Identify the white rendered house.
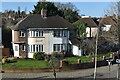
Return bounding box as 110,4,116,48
11,12,75,58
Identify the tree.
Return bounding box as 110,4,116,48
55,2,79,23
32,2,63,16
31,2,80,23
73,22,87,38
105,2,120,17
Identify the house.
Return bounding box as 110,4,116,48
98,15,118,52
11,9,75,58
99,15,117,32
76,16,98,37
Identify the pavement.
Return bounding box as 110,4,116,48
1,64,120,80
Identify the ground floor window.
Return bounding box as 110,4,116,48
29,45,43,52
53,44,64,52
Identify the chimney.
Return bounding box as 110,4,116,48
41,8,47,18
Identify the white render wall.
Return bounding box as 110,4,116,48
102,25,111,31
86,27,98,37
72,45,82,56
28,30,69,58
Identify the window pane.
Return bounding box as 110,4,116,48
33,45,35,52
15,46,18,51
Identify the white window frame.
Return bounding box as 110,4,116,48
20,30,25,37
53,44,64,52
15,46,18,51
29,31,43,37
54,30,66,37
29,44,43,52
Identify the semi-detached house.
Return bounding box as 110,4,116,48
11,9,76,58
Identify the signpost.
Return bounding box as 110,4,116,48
116,59,120,80
106,58,113,79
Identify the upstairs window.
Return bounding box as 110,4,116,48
54,30,66,37
20,30,25,37
29,31,43,37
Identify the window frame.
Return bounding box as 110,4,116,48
19,30,25,37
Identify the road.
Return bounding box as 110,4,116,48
1,64,120,80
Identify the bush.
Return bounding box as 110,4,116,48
51,51,57,57
2,58,8,64
33,52,46,60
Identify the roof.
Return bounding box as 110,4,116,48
74,17,98,27
99,16,116,26
11,14,75,30
70,38,81,46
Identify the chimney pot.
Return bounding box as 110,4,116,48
41,8,47,18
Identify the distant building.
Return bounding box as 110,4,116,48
76,16,98,38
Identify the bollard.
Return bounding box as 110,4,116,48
92,58,95,62
102,56,106,60
78,59,81,64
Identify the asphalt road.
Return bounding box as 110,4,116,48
1,64,120,80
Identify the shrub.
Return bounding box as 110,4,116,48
33,52,46,60
2,58,8,64
51,51,57,57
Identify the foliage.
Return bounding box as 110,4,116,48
2,58,8,64
73,22,87,38
51,51,57,57
33,52,46,60
32,2,62,16
31,2,79,23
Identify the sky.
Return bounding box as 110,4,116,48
1,2,112,17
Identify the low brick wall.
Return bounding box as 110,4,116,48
61,60,108,70
2,48,10,57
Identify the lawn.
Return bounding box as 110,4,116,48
2,59,51,68
63,52,113,64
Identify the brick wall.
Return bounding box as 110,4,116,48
14,31,26,42
2,48,10,57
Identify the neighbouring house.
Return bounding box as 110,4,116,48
99,15,117,32
76,16,98,38
11,9,76,58
98,15,118,52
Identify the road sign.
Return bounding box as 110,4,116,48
116,59,120,64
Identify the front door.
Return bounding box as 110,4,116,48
14,44,19,57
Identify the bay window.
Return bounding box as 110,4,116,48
53,44,64,52
29,45,43,52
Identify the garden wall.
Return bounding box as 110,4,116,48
2,48,10,57
61,60,108,70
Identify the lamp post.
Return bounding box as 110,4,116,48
94,21,100,80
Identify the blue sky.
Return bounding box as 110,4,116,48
1,2,111,17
